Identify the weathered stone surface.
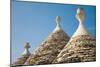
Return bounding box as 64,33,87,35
52,35,96,63
24,29,70,65
12,54,30,66
11,42,31,66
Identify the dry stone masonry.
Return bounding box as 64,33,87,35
12,42,31,66
52,35,96,63
52,8,96,64
24,16,70,65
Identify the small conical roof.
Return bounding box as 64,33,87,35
12,42,31,66
52,8,96,64
24,16,70,65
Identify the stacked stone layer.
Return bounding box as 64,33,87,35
52,35,96,63
25,29,69,65
11,54,30,66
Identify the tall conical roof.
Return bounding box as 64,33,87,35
52,8,96,64
12,42,31,66
24,16,70,65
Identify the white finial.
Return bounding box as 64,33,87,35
56,16,61,27
24,42,30,48
72,8,89,38
76,8,84,24
53,16,61,32
22,42,31,55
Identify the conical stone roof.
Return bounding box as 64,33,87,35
52,8,96,64
24,16,70,65
12,42,31,66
